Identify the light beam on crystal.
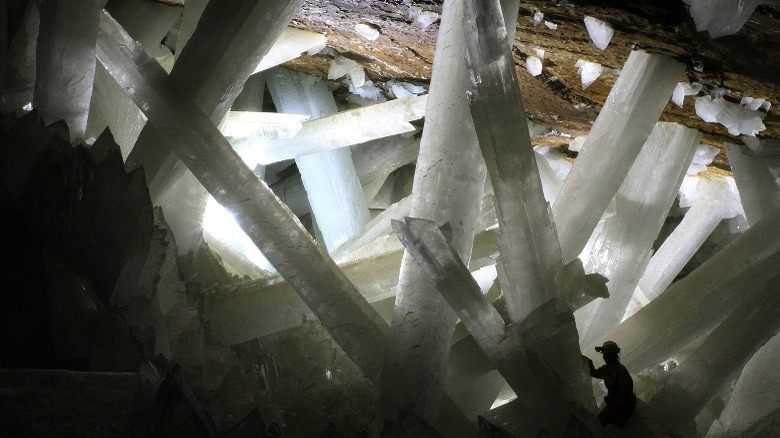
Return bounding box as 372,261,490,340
96,10,389,384
575,122,700,348
625,178,738,319
552,51,685,263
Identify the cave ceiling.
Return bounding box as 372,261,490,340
249,0,780,172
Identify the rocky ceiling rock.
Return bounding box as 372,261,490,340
265,0,780,171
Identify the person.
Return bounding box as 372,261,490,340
585,341,637,429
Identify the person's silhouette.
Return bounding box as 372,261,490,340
585,341,637,429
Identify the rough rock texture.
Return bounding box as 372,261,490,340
283,0,780,168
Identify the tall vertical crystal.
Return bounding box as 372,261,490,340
552,52,685,263
379,0,492,423
266,68,371,252
33,0,100,142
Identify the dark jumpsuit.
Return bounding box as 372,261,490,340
588,358,637,428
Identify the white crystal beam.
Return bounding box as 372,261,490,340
552,51,685,263
626,178,736,317
230,94,426,165
647,270,780,430
105,0,181,71
726,142,780,226
96,10,389,383
575,122,700,348
33,0,100,142
122,0,305,252
265,68,371,252
592,212,780,373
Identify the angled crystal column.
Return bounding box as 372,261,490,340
647,271,780,430
393,217,599,436
592,212,780,372
265,68,371,252
95,11,389,383
379,0,498,421
688,0,778,38
33,0,100,142
105,0,181,71
230,95,426,165
123,0,305,252
575,123,700,347
626,178,737,318
552,51,685,263
707,334,780,437
726,141,780,226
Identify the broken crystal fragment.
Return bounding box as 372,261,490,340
413,11,439,29
327,56,365,88
544,21,557,30
525,56,543,76
695,96,767,136
688,0,777,38
534,48,545,59
567,136,587,152
672,81,703,107
354,23,380,40
740,96,769,111
575,59,602,88
687,143,720,174
583,16,614,50
255,27,328,72
533,11,544,25
552,51,685,263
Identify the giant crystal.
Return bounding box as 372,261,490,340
95,10,390,384
575,122,700,347
378,0,497,422
463,0,594,412
552,51,685,263
124,0,305,252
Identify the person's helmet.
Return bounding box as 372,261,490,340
595,341,621,354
